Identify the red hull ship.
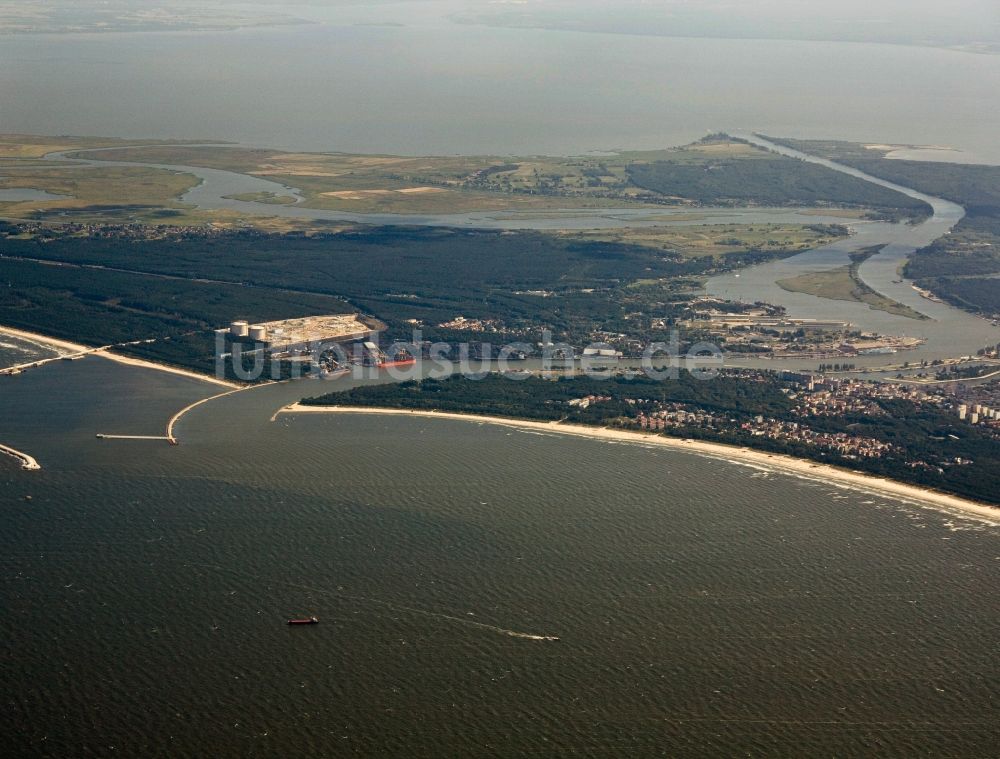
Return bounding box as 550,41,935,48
381,356,416,369
287,616,319,625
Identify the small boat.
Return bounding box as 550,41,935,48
287,616,319,625
320,366,350,380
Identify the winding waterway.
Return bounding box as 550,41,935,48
47,147,858,231
4,8,1000,752
706,135,1000,366
44,136,1000,368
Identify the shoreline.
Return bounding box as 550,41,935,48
97,352,238,389
279,403,999,524
0,324,93,355
0,324,238,388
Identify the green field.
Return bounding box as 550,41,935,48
777,247,928,320
68,134,930,219
0,164,201,223
0,133,933,227
563,222,847,259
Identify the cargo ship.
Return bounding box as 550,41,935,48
287,616,319,625
381,350,416,369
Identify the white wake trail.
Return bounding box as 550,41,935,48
186,563,560,641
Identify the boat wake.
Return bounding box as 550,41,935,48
506,632,561,641
186,562,559,641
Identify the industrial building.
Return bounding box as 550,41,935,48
688,311,852,332
228,314,378,354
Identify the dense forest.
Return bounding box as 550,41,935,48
626,156,931,220
306,372,794,421
307,373,1000,506
0,225,730,363
0,254,354,375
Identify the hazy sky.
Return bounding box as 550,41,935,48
4,0,1000,158
448,0,1000,46
12,1,1000,44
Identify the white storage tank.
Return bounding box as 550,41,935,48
230,320,249,337
249,324,268,341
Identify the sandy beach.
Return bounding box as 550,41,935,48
279,403,1000,524
0,324,238,388
97,352,238,388
0,325,93,355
